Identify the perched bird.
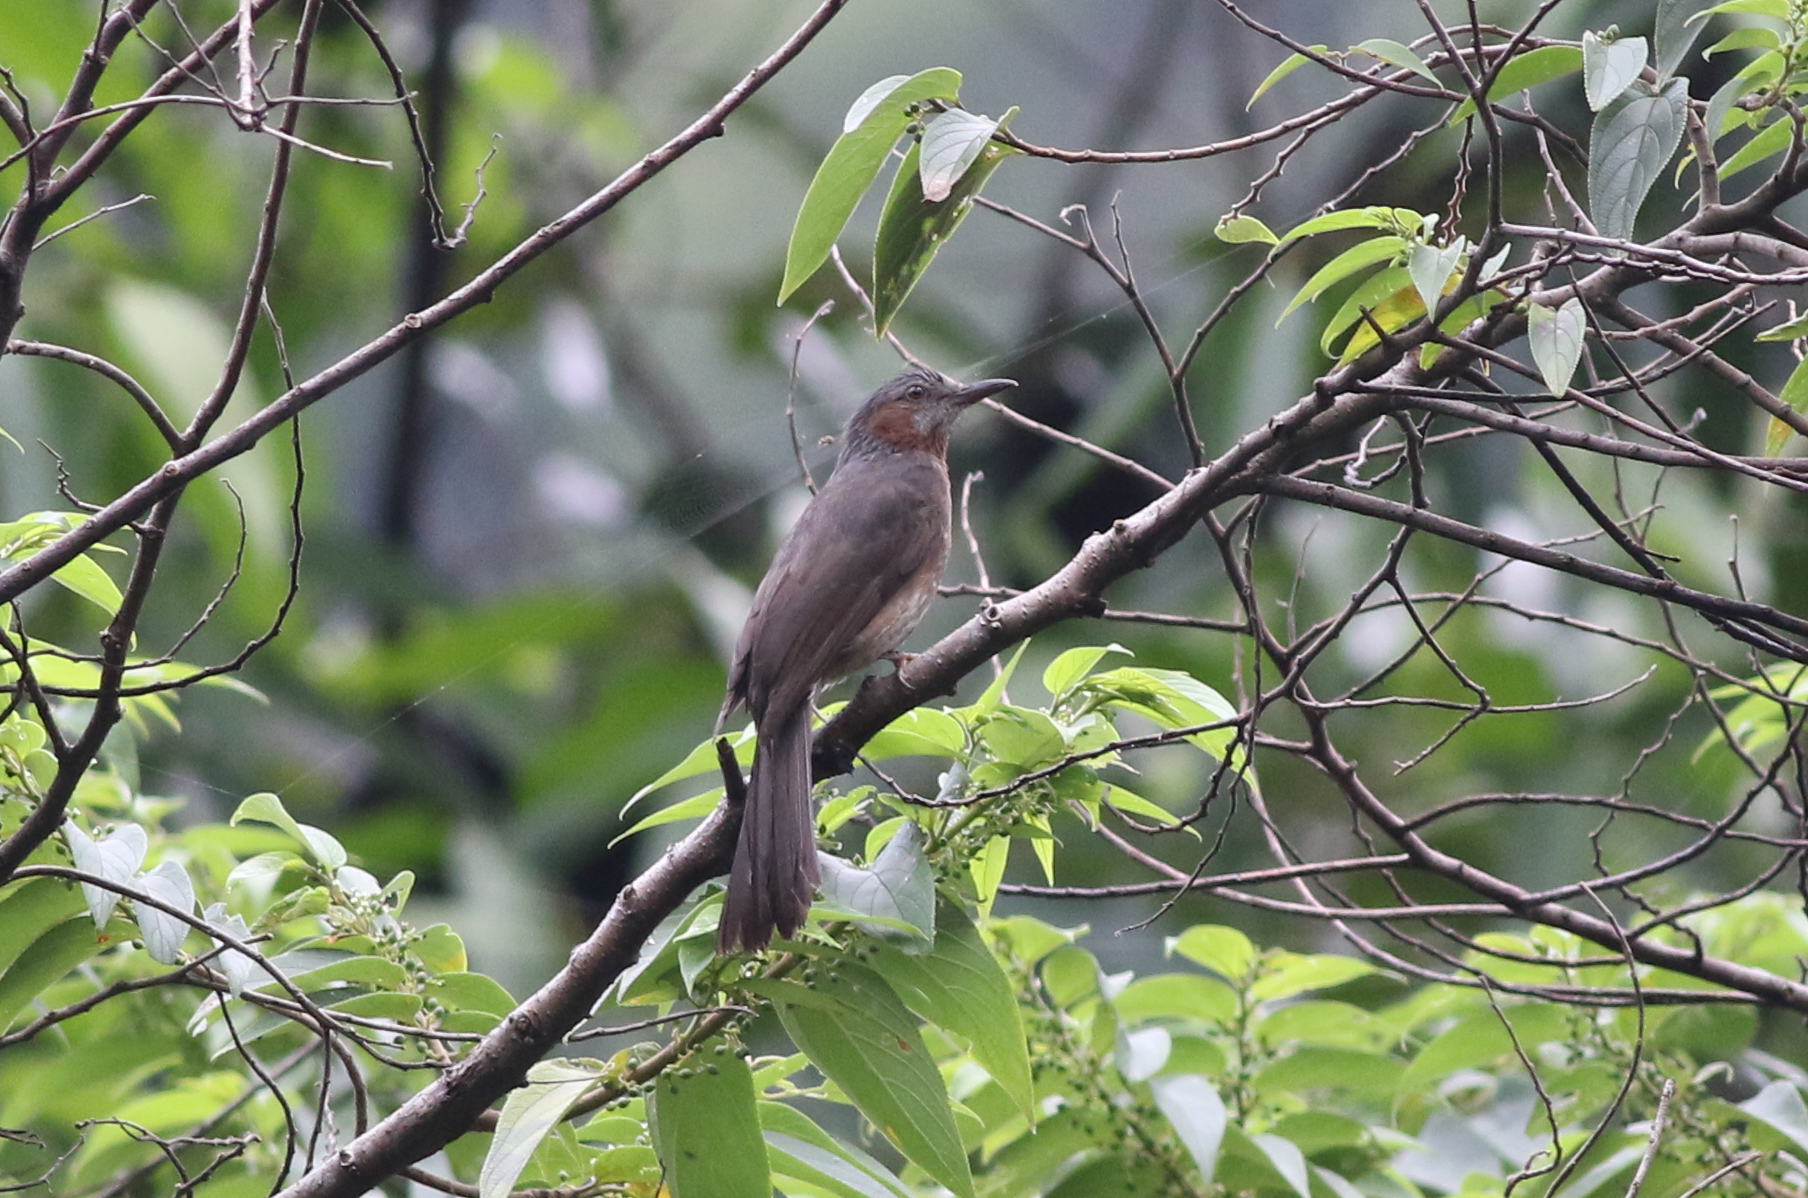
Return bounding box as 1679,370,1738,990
716,368,1015,952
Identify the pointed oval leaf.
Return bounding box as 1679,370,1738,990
1767,354,1808,455
1214,214,1278,245
1281,236,1408,320
50,553,122,615
480,1060,604,1198
650,1052,771,1198
1719,112,1794,181
1248,47,1327,109
872,114,1016,335
780,68,964,302
1583,32,1649,110
1526,297,1586,397
1355,38,1440,87
1167,924,1256,982
1588,77,1689,240
872,902,1035,1121
919,108,999,202
1451,45,1584,122
776,964,975,1198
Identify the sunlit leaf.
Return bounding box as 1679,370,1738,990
1767,355,1808,455
1213,214,1278,245
1248,47,1327,108
780,68,964,302
1451,45,1584,122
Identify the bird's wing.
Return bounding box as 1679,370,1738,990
732,453,950,718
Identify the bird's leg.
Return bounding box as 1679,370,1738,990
881,650,917,673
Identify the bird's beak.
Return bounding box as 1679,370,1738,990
951,378,1016,406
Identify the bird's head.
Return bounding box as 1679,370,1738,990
842,369,1016,460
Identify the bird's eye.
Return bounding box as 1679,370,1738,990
906,385,925,399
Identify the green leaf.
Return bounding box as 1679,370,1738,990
0,915,135,1032
49,552,122,615
1719,112,1794,181
968,641,1030,719
871,112,1017,336
1757,311,1808,342
480,1060,604,1198
1588,77,1689,240
1280,206,1429,244
1247,952,1378,1002
1081,667,1237,754
863,707,967,759
1042,643,1130,703
0,878,86,981
1704,26,1781,59
1114,972,1237,1025
1699,0,1788,16
979,706,1066,768
1526,297,1586,397
816,822,935,942
1706,50,1784,142
919,107,1000,202
1451,44,1584,122
622,729,754,816
872,902,1035,1121
1354,38,1441,88
1583,32,1649,110
610,788,722,846
1248,47,1327,108
776,963,975,1198
229,792,347,872
1167,924,1256,983
650,1052,771,1198
1150,1074,1226,1180
780,68,964,302
1214,214,1278,245
428,971,517,1016
1318,265,1414,357
969,835,1009,912
1280,236,1407,321
1655,0,1713,81
1768,354,1808,455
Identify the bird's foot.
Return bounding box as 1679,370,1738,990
881,650,918,675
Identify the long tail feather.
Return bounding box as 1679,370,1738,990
719,704,818,952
